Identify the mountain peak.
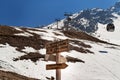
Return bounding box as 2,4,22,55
62,2,120,33
108,1,120,13
115,1,120,7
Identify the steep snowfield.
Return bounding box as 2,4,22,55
94,13,120,45
0,27,120,80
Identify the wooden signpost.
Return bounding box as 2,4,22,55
46,39,69,80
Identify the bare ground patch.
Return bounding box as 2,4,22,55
13,52,45,62
0,70,39,80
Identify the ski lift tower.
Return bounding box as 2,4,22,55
55,19,60,30
64,13,72,31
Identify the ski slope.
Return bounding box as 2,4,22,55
94,13,120,45
0,27,120,80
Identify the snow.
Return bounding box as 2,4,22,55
0,25,120,80
27,29,68,41
0,60,18,72
44,20,64,29
0,44,25,73
14,32,33,37
91,8,103,12
22,47,37,53
110,7,115,11
61,42,120,80
57,41,120,80
94,13,120,45
14,27,23,31
1,38,120,80
71,12,79,19
38,49,46,54
80,18,90,27
13,27,33,37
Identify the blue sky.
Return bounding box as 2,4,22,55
0,0,119,27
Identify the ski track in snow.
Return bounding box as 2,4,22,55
90,53,120,80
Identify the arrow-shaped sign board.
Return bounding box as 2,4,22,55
46,63,68,70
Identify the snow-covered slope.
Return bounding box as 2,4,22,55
43,20,64,29
94,13,120,45
42,1,120,46
0,25,120,80
62,42,120,80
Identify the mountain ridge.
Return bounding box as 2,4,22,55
45,1,120,33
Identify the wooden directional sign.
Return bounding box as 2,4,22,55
46,39,69,54
46,63,68,70
46,39,69,80
45,54,67,63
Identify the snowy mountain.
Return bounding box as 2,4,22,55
45,1,120,33
76,1,120,33
0,1,120,80
45,1,120,45
93,13,120,45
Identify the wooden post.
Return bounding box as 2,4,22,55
46,39,69,80
56,52,61,80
